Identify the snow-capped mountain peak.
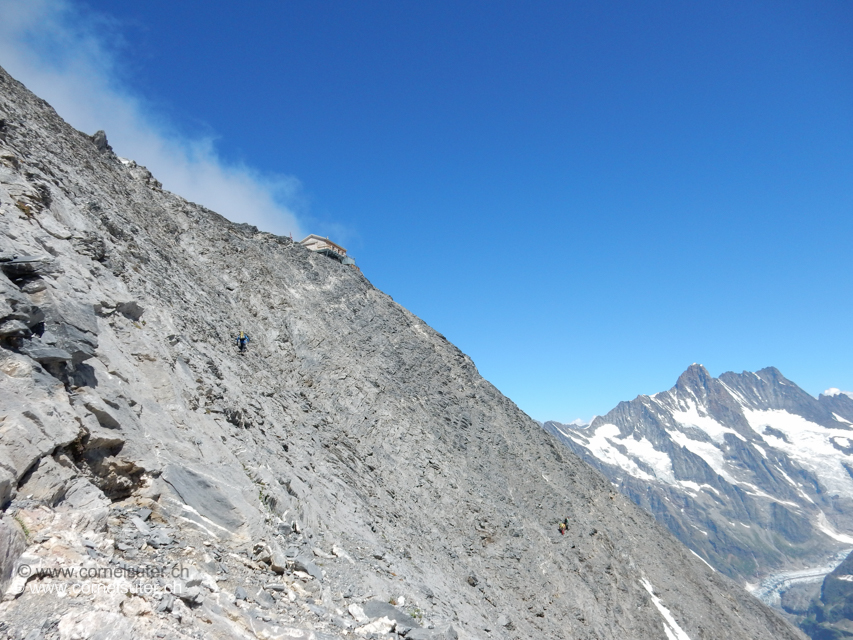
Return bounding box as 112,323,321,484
545,365,853,584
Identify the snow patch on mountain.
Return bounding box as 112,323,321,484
690,550,716,571
671,402,743,443
579,391,853,499
668,429,735,483
743,408,853,496
641,578,692,640
569,423,657,481
816,512,853,545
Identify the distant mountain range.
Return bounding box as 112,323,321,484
544,365,853,587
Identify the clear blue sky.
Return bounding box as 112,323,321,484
2,1,851,422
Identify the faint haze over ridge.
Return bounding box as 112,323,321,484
825,389,853,399
0,0,304,239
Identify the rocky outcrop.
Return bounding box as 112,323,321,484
0,65,805,639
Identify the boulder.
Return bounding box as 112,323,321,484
148,529,173,547
355,616,395,636
0,319,29,337
292,555,324,582
71,232,107,261
348,603,369,624
57,610,135,640
19,279,46,294
130,516,150,534
44,322,97,363
77,392,124,430
36,297,98,363
17,338,72,364
156,593,175,612
116,300,144,320
253,587,276,609
361,600,419,630
0,355,81,497
55,477,110,532
121,595,152,617
0,468,14,507
3,301,44,328
0,256,53,279
270,549,288,574
332,543,355,563
17,454,75,506
177,585,204,605
0,419,65,491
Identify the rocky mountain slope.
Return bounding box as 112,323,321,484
0,65,805,640
545,365,853,591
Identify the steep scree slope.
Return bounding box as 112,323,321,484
0,66,804,640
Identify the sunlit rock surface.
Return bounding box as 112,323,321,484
0,65,804,640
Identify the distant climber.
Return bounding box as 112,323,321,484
236,331,250,353
558,521,567,536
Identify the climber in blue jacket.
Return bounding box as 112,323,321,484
236,331,250,353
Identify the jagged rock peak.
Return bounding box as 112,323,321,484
90,129,111,153
674,362,715,400
547,360,853,617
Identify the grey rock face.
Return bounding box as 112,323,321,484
90,130,110,153
546,364,853,588
16,454,75,506
0,516,26,594
0,64,805,640
17,338,73,364
161,463,249,533
0,256,54,279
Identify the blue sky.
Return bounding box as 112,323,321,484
1,1,851,422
